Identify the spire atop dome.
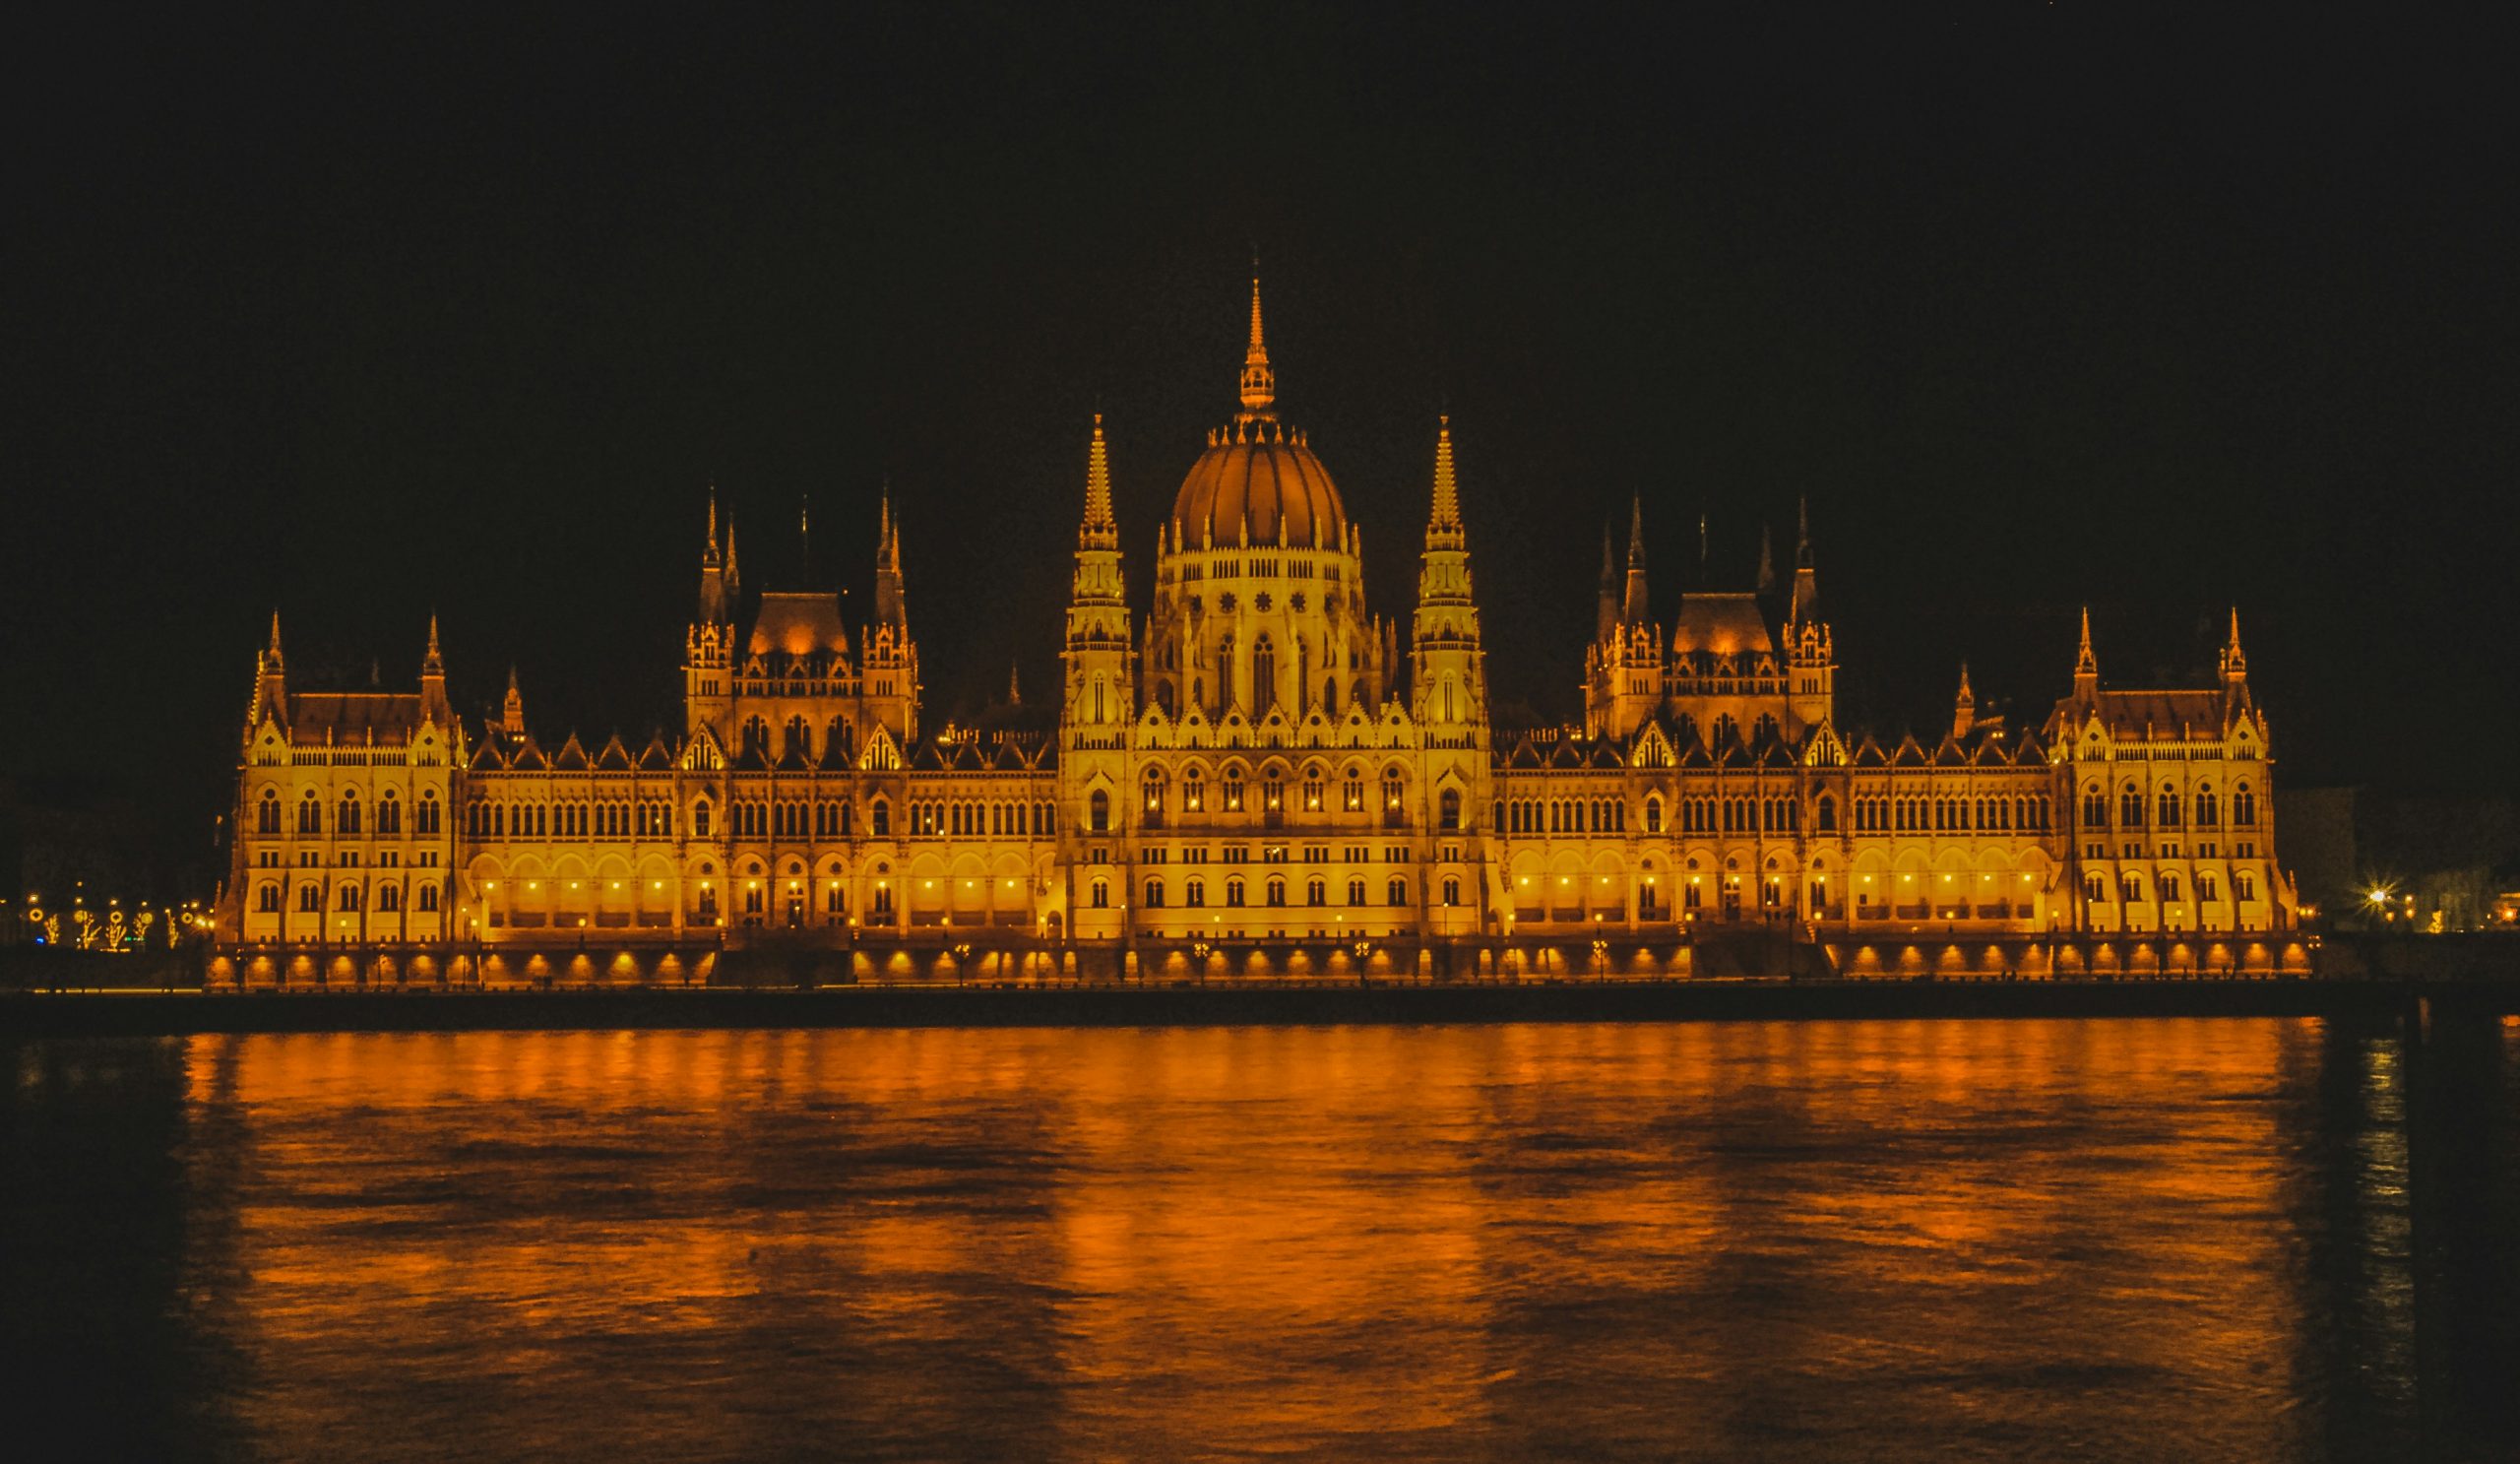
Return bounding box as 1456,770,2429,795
1237,271,1276,416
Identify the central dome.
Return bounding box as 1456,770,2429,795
1167,276,1349,550
1170,423,1348,549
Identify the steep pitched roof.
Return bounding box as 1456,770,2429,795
746,592,850,658
1668,593,1775,658
284,692,425,745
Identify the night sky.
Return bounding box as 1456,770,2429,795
12,6,2516,870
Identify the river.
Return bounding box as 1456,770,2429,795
6,1018,2516,1461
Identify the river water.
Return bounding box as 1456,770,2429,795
6,1018,2517,1462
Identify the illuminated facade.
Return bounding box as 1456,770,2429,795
218,282,2296,960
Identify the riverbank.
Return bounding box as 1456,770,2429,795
7,978,2517,1037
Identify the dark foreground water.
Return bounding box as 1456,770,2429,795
6,1020,2518,1462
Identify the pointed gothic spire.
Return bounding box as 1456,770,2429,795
1008,661,1022,707
2222,605,2247,679
1952,662,1977,739
502,667,525,737
1427,414,1461,535
1621,496,1651,626
725,520,740,586
423,613,443,672
2074,605,2100,694
1788,498,1820,626
1237,269,1277,416
704,487,722,565
267,609,284,662
1081,413,1116,541
874,487,907,627
1756,524,1776,597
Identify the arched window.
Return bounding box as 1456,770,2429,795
1144,770,1166,813
1262,770,1285,813
1381,771,1406,825
694,798,713,839
1302,767,1325,811
1439,788,1461,831
2233,783,2255,826
299,793,322,834
1644,796,1664,834
2118,784,2144,827
377,884,401,912
1386,876,1409,906
2158,787,2182,827
2161,873,2183,903
1090,879,1108,909
1266,876,1287,907
1089,789,1110,833
2195,786,2219,826
1442,876,1461,906
339,795,362,835
2082,784,2106,827
417,885,439,913
1252,634,1277,711
256,883,281,913
1343,771,1364,811
1225,876,1245,908
297,883,322,913
870,799,890,837
1185,877,1206,908
1347,877,1366,906
338,883,362,912
1145,877,1166,908
1183,769,1206,813
1306,877,1326,907
258,790,282,834
1815,796,1836,832
1223,769,1245,812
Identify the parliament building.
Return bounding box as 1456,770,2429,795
216,282,2299,979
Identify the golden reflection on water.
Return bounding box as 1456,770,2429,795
169,1021,2361,1461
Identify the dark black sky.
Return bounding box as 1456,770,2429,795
10,4,2516,865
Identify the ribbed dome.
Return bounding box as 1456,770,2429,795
1170,424,1348,549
